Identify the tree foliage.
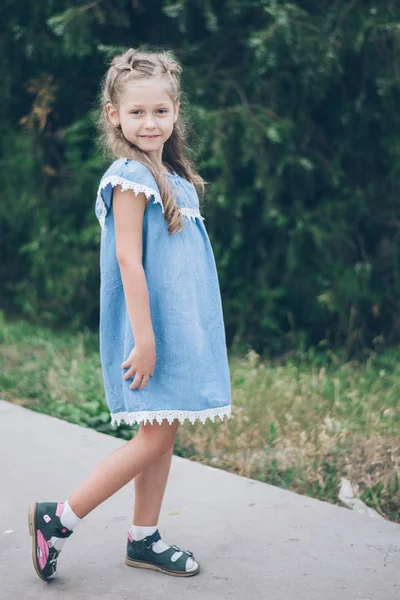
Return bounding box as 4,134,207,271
1,0,400,356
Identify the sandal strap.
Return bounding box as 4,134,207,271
141,529,161,549
171,544,193,557
153,546,193,571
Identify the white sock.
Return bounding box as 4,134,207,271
131,525,158,540
52,500,81,552
130,525,198,572
60,500,82,531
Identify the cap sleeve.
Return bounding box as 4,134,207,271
95,159,163,231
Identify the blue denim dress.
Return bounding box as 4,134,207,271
95,158,231,426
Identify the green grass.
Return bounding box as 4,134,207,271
1,311,399,522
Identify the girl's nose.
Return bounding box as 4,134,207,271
143,115,156,129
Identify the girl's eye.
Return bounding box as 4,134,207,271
130,109,167,115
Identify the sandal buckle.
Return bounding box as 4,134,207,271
143,538,155,550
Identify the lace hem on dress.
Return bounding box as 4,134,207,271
110,405,231,426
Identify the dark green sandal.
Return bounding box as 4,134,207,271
125,529,200,577
28,502,73,581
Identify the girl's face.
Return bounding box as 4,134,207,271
106,78,179,162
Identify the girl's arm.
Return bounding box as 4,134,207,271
113,185,156,388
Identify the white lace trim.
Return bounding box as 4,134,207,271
96,176,163,230
110,405,231,426
96,176,204,230
180,207,205,222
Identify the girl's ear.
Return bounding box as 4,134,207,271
173,101,180,124
106,102,120,127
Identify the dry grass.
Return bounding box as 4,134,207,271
176,350,400,521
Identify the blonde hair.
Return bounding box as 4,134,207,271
98,47,205,235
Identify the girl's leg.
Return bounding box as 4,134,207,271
127,421,199,575
68,419,179,518
133,421,179,525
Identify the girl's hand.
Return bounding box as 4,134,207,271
121,343,156,391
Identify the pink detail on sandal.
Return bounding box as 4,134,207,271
55,502,64,518
37,530,49,570
43,514,51,523
128,531,134,543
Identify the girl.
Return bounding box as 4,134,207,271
28,47,231,581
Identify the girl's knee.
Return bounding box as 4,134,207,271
136,419,179,455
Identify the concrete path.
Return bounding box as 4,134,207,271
0,400,398,600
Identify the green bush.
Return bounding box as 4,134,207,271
1,1,400,356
